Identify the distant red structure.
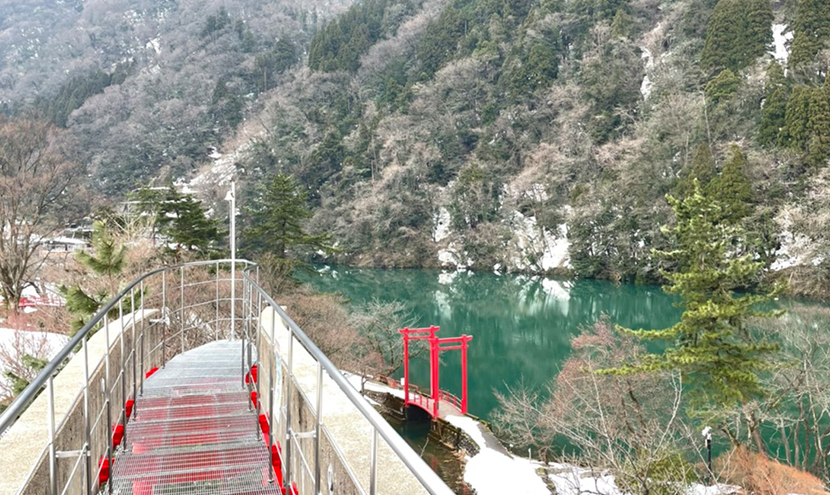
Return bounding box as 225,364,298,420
399,326,472,418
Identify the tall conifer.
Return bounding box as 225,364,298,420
603,182,780,411
707,145,755,223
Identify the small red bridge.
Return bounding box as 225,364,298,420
399,326,472,419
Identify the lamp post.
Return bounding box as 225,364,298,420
702,426,712,484
225,182,236,338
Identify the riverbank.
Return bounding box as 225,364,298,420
357,375,743,495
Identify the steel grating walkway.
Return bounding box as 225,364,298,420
109,341,281,495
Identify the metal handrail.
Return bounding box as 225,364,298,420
242,266,454,495
0,258,252,435
1,258,453,495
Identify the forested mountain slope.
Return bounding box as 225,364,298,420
0,0,352,193
231,0,830,295
4,0,830,295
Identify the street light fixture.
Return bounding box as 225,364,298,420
702,426,713,484
225,182,236,338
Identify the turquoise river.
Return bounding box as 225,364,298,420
304,266,683,422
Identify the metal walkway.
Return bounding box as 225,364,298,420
109,340,280,495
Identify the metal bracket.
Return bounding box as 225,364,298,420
55,449,88,458
291,429,317,440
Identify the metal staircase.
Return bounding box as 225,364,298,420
109,341,279,495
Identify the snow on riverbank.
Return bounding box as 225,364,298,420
445,414,551,495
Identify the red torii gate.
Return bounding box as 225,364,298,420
399,326,473,417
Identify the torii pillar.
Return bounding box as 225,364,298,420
399,327,438,408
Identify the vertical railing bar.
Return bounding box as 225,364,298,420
102,377,112,492
103,310,112,482
268,304,276,485
256,288,262,432
314,361,323,492
285,325,294,489
82,336,91,495
370,427,378,495
162,269,167,368
180,265,185,354
269,307,276,449
241,277,247,389
119,298,125,442
139,280,145,399
129,287,136,440
215,261,220,341
47,375,57,495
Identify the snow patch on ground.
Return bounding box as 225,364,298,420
770,24,792,65
506,212,571,272
641,47,654,100
438,242,472,269
145,36,161,55
433,207,451,243
771,229,811,271
548,463,740,495
446,415,550,495
0,328,69,390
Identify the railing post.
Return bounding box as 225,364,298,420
139,280,145,399
102,377,112,491
162,270,167,368
269,309,276,451
241,278,247,389
315,361,323,492
47,374,57,495
82,336,92,495
370,427,378,495
215,261,220,340
256,288,262,421
130,287,136,422
285,326,294,489
119,299,126,442
180,265,185,354
231,260,236,339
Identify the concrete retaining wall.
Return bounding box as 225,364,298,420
0,311,156,495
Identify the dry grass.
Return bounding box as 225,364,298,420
716,447,829,495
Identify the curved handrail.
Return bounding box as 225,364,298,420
242,266,454,495
0,258,254,435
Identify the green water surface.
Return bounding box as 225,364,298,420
303,266,683,421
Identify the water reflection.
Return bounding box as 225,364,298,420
304,267,682,420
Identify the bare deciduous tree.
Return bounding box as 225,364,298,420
494,318,700,495
0,119,81,312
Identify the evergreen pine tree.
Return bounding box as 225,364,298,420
758,62,789,146
603,182,780,410
60,221,128,335
677,144,717,199
806,77,830,166
610,8,632,38
707,145,755,223
243,173,332,259
705,68,741,104
158,189,220,254
781,85,813,149
789,0,830,71
701,0,772,74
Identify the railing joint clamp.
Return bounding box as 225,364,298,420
55,449,88,458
